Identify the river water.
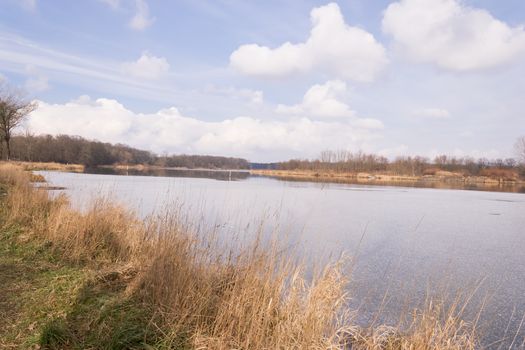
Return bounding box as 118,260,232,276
38,169,525,349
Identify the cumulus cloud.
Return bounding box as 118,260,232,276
122,52,170,79
26,96,383,161
129,0,155,30
230,3,387,81
382,0,525,71
276,80,384,129
276,80,354,118
412,108,451,119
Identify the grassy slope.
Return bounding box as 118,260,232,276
0,194,164,349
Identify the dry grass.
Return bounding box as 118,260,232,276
479,168,519,181
252,169,525,189
4,160,85,172
0,163,480,349
348,299,478,350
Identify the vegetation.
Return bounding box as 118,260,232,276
274,149,524,180
0,164,481,349
0,84,37,160
9,134,249,169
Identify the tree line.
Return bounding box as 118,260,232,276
275,147,525,180
8,134,250,169
6,134,525,177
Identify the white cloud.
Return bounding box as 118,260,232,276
230,3,387,82
0,32,184,103
100,0,154,30
276,80,354,118
129,0,155,30
412,108,451,119
122,52,170,80
276,80,384,129
382,0,525,71
26,96,384,161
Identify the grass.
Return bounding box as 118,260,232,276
4,161,85,173
0,163,480,349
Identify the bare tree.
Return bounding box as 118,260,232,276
0,86,37,160
515,136,525,164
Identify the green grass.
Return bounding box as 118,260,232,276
0,224,86,348
0,223,175,349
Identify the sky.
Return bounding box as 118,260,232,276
0,0,524,162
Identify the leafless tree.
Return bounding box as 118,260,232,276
515,136,525,164
0,85,37,160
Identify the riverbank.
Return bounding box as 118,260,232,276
0,164,478,349
251,169,525,192
5,160,248,174
6,161,85,173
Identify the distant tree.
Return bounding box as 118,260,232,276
0,85,37,160
515,136,525,164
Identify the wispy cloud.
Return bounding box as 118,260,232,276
0,32,179,102
99,0,155,30
0,31,278,115
129,0,155,30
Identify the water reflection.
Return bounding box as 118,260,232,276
82,167,525,193
255,174,525,193
85,167,250,181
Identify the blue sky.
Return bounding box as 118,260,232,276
1,0,524,162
